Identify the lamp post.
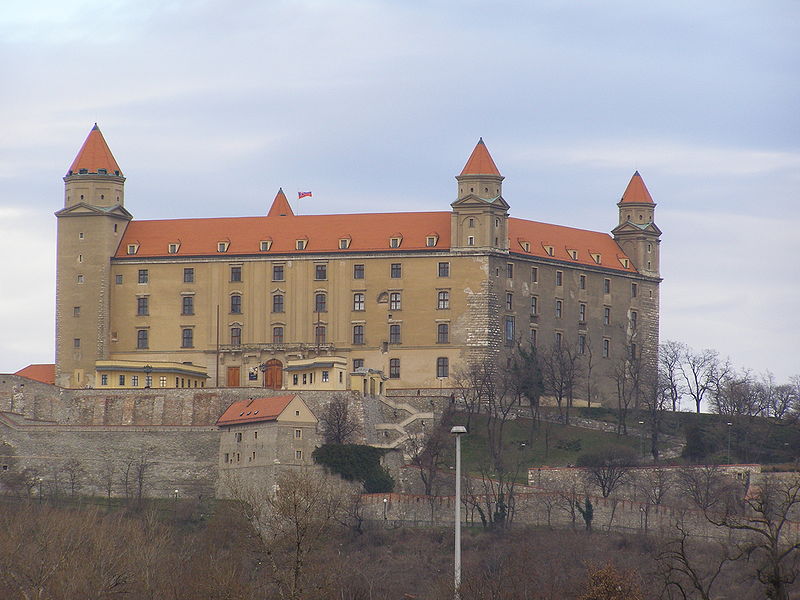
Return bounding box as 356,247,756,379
383,497,388,521
727,422,733,464
638,420,645,459
451,425,467,600
144,364,152,388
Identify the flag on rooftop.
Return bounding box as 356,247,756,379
298,191,312,199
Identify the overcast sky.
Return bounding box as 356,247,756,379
1,0,798,384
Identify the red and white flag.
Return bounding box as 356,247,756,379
298,191,312,199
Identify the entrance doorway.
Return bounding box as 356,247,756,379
264,359,283,390
226,366,240,387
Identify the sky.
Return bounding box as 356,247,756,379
0,0,798,383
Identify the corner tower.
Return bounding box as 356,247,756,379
451,139,510,251
612,171,661,278
55,125,132,388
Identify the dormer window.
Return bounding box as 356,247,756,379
389,236,402,248
568,249,578,260
127,244,139,255
168,243,180,254
260,240,272,252
79,169,88,174
591,253,602,264
544,245,554,256
620,257,630,268
217,242,229,253
426,235,438,247
519,241,530,252
296,239,307,250
339,238,351,250
98,169,107,175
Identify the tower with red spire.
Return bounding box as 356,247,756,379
55,125,132,388
450,138,510,251
611,171,661,278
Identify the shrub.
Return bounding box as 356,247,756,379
313,444,395,493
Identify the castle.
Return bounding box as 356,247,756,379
54,125,661,401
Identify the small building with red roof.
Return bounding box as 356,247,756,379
53,126,661,404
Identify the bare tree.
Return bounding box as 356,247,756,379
61,458,85,497
577,445,638,498
677,465,741,512
508,342,544,430
99,456,117,500
680,347,720,414
452,364,482,430
609,344,640,436
659,340,686,411
540,341,582,426
405,405,454,497
636,467,673,507
319,394,361,445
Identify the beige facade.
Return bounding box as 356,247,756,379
94,359,207,389
54,128,661,401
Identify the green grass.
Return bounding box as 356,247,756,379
442,412,642,483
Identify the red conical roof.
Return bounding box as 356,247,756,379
267,188,294,217
620,171,654,204
66,124,122,176
460,138,501,176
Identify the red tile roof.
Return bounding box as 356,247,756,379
14,364,55,385
460,138,501,176
217,395,296,426
67,124,123,177
267,188,294,217
619,171,654,204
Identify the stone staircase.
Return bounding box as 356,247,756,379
370,395,434,450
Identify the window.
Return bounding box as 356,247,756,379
579,274,586,290
426,236,437,247
591,253,601,264
295,429,302,439
630,343,637,360
353,264,365,279
115,274,123,285
296,240,306,250
315,325,326,345
145,375,152,388
182,328,193,348
579,334,586,355
339,238,349,249
131,375,139,387
631,283,638,298
127,244,138,255
389,358,400,378
137,329,148,349
260,240,272,251
230,294,242,314
504,316,515,345
630,310,638,329
73,338,81,349
217,242,228,253
272,265,284,281
389,237,401,248
545,245,554,256
138,269,148,284
293,374,298,385
159,376,167,388
603,278,611,294
389,292,401,310
556,271,563,286
73,306,80,317
295,450,303,460
579,303,586,322
555,332,562,347
468,218,475,228
530,328,537,345
438,262,450,277
390,263,402,278
119,375,126,386
531,267,538,283
506,292,513,311
436,357,449,378
230,327,241,346
230,266,242,282
467,236,475,246
168,243,179,254
182,296,194,315
506,264,514,279
183,268,194,283
389,324,401,344
437,323,449,343
100,374,108,386
315,264,327,280
353,359,364,370
137,297,149,316
315,293,327,313
647,243,652,252
568,249,578,260
530,296,538,316
353,293,365,311
437,291,450,310
555,300,562,318
603,307,611,325
272,294,284,313
353,325,364,345
273,326,284,343
602,339,610,358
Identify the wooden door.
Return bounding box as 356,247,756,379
226,366,240,387
265,359,283,390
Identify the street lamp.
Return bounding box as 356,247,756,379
383,497,388,520
144,364,152,388
727,422,733,464
451,425,467,600
638,421,645,459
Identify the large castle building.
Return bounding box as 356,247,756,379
55,125,661,401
